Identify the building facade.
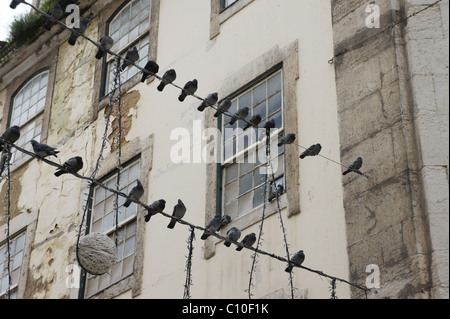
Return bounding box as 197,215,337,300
0,0,447,299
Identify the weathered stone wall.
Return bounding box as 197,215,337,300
332,0,448,298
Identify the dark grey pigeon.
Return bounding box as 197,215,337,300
263,119,276,131
30,140,59,158
54,156,83,177
10,0,23,9
214,98,232,118
224,227,241,247
179,79,198,102
268,183,284,202
44,2,64,31
157,69,177,92
123,179,144,208
236,233,256,251
95,36,114,59
201,215,221,240
0,125,20,152
278,133,296,147
285,250,305,273
167,199,187,229
141,60,159,82
145,199,166,222
244,114,262,130
217,214,231,231
68,18,90,46
300,143,322,159
229,107,249,125
343,157,363,175
121,46,139,71
197,92,218,112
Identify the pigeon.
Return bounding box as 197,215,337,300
54,156,83,177
167,199,187,229
285,250,305,273
197,92,219,112
178,79,198,102
201,215,222,240
123,179,144,208
217,214,231,231
0,125,20,152
343,157,363,175
214,98,232,118
141,60,159,82
243,114,262,130
30,140,59,158
157,69,177,92
268,183,284,202
68,18,90,46
236,233,256,251
229,107,249,125
300,143,322,159
95,36,114,60
278,133,296,147
44,2,64,31
263,119,276,132
121,46,139,71
224,227,241,247
145,199,166,222
10,0,23,9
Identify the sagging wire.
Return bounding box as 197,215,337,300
330,278,337,299
183,226,195,299
0,136,370,296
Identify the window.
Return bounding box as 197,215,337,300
220,0,238,11
0,232,27,299
221,70,285,221
83,160,140,298
103,0,151,96
8,70,49,165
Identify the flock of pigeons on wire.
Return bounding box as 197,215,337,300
5,0,366,273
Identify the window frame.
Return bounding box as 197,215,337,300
92,0,160,121
203,41,301,259
76,135,154,299
210,0,255,39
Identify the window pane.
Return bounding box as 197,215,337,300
239,172,253,196
268,72,282,96
253,82,266,105
225,163,238,184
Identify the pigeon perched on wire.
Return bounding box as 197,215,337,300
217,214,231,231
54,156,83,177
236,233,256,251
167,199,187,229
123,179,144,208
278,133,296,147
300,143,322,159
95,36,114,60
9,0,24,9
197,92,219,112
201,215,222,240
343,157,363,176
224,227,241,247
214,98,232,118
145,199,166,222
141,60,159,82
268,183,284,202
263,119,276,132
30,140,59,158
157,69,177,92
285,250,305,273
178,79,198,102
229,107,249,125
0,125,20,152
68,18,90,46
121,46,139,71
44,2,64,31
243,114,262,130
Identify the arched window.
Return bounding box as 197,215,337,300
9,70,49,164
104,0,151,95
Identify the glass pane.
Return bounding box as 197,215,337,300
103,212,114,232
268,92,282,115
12,251,23,270
122,255,134,277
239,172,253,196
253,168,265,187
126,220,137,238
239,160,253,176
224,180,238,205
238,192,253,215
253,101,266,121
268,72,282,96
239,92,251,109
253,184,265,208
225,164,238,184
124,236,136,258
224,138,236,160
253,82,266,105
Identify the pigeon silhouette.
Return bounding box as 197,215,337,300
0,125,20,152
121,46,139,71
141,60,159,82
229,107,249,125
285,250,305,273
44,2,63,31
214,98,232,118
145,199,166,222
178,79,198,102
123,179,144,208
95,36,114,59
236,233,256,251
30,140,59,158
167,199,187,229
198,92,218,112
54,156,83,176
68,19,90,46
243,114,262,130
201,215,221,240
278,133,296,147
300,144,322,159
157,69,177,92
224,227,241,247
343,157,363,175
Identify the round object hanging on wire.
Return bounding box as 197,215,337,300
77,233,118,275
